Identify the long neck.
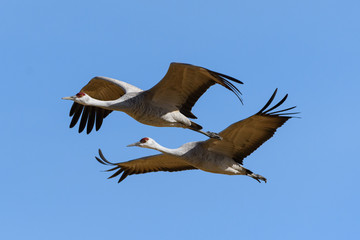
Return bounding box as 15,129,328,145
86,97,124,110
86,94,136,111
150,142,187,157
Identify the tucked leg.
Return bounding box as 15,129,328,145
247,172,267,183
197,130,222,140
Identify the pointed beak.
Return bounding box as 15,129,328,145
127,142,140,147
62,96,76,100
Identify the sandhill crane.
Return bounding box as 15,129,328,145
62,62,243,139
96,89,297,183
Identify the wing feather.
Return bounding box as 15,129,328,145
204,89,297,164
69,104,83,128
147,63,243,119
96,149,197,183
79,105,89,133
85,106,94,134
68,77,126,134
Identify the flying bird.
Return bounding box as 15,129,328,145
96,89,298,183
62,62,243,139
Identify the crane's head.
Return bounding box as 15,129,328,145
127,137,156,149
62,92,91,105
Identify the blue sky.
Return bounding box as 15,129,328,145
1,0,359,239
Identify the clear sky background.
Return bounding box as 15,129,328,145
1,0,359,239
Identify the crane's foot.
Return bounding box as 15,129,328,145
195,129,223,140
206,131,223,140
248,173,267,183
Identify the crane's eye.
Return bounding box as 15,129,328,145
76,92,85,97
140,137,149,143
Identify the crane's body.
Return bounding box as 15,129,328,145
125,138,265,181
170,141,251,175
195,149,249,176
67,88,200,130
62,63,243,138
96,89,298,183
119,93,193,128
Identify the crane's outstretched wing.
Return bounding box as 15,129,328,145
204,89,298,164
95,149,197,183
147,63,243,119
68,77,126,134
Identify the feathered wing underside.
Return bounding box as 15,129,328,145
69,77,126,134
147,63,243,119
204,89,298,164
95,149,197,183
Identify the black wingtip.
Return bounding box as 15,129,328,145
98,149,112,165
86,107,95,134
69,105,84,129
208,69,244,84
98,149,105,160
208,69,244,104
95,149,116,165
263,94,288,114
256,89,298,117
257,88,278,114
95,149,129,183
108,169,123,179
118,172,129,183
95,156,105,165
